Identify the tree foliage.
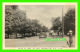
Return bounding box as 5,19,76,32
5,5,26,35
64,9,75,35
51,17,62,32
5,5,48,38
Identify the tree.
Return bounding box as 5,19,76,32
64,9,75,35
5,5,14,38
5,5,49,38
51,17,62,32
41,26,48,32
5,5,27,38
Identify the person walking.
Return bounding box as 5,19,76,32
67,30,73,47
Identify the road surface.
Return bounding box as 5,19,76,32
5,36,69,48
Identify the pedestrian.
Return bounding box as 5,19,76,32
67,30,73,47
69,33,73,47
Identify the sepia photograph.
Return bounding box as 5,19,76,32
3,3,77,49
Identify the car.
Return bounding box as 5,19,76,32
25,33,32,37
39,32,47,38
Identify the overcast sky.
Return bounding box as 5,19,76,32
19,5,75,29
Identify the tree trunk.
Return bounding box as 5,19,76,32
16,33,17,38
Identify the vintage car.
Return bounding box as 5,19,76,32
17,33,23,38
25,33,32,37
39,32,47,38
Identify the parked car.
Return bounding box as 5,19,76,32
25,33,32,37
17,33,23,38
39,32,47,38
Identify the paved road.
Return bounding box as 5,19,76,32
5,36,69,48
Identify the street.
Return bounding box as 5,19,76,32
5,36,70,48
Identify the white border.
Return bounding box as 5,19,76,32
2,2,78,50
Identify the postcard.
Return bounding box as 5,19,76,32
3,3,78,50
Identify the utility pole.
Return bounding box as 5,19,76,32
62,5,64,37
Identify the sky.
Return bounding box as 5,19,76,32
19,5,75,29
